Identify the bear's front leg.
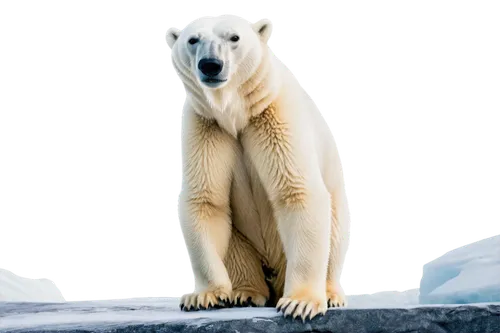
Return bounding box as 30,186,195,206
274,191,331,320
178,109,237,311
242,105,330,321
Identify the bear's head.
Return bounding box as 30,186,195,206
166,15,272,90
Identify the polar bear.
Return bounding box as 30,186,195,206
166,15,350,320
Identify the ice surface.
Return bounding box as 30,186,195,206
0,293,423,331
0,268,65,302
420,235,500,304
0,297,279,331
0,295,427,332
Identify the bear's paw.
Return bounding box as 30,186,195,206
326,283,347,308
231,288,268,307
180,287,231,311
276,296,327,321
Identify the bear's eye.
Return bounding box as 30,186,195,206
188,37,199,45
230,35,240,42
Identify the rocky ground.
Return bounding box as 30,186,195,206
1,297,499,333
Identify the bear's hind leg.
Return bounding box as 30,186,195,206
326,189,350,308
224,229,270,307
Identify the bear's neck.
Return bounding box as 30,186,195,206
238,47,282,118
189,47,282,137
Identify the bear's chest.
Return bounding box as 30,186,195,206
203,90,249,137
211,107,248,138
228,137,283,268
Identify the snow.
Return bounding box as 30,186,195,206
347,288,419,309
0,268,65,302
419,235,500,304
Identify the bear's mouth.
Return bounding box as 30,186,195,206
202,78,227,83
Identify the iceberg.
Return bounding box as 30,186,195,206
419,235,500,304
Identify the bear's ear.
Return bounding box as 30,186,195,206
166,27,181,49
253,19,273,43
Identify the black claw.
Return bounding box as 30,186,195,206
180,304,184,311
241,300,248,307
215,297,229,309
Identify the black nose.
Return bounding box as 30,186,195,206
198,58,223,77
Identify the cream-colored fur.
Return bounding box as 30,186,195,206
167,15,350,320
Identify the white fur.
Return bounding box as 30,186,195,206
167,15,350,320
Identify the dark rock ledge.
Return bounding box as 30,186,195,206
0,297,499,333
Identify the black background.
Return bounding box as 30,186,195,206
0,3,498,296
